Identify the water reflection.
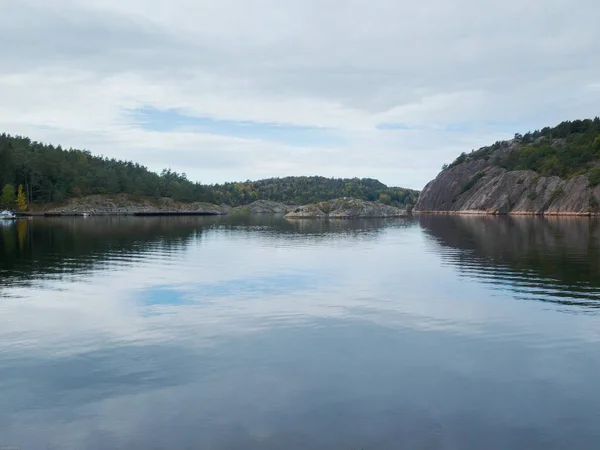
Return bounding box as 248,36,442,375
419,215,600,309
0,216,412,288
1,216,600,450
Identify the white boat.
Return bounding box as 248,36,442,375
0,210,17,220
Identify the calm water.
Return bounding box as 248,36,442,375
1,215,600,449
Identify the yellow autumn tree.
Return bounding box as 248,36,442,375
16,185,28,211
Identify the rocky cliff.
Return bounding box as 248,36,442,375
415,140,600,215
285,198,408,218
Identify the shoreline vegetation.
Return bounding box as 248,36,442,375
4,118,600,217
0,133,417,216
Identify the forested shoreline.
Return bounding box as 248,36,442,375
0,134,418,210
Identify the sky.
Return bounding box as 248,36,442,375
1,0,599,190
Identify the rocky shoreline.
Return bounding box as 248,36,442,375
415,210,599,216
35,195,227,215
18,195,340,217
23,196,297,217
285,198,408,218
22,195,412,218
231,200,292,215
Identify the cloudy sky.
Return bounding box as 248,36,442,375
1,0,599,189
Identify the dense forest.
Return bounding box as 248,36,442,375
210,177,418,206
444,118,600,182
0,134,418,209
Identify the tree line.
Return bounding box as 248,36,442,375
0,134,418,209
443,118,600,179
210,176,418,207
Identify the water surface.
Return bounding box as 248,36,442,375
1,215,600,449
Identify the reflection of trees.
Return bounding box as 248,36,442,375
207,215,415,240
0,217,206,287
0,216,415,288
284,217,414,235
419,215,600,308
247,216,416,243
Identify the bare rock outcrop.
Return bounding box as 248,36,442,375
44,196,297,215
46,195,228,215
285,198,408,218
232,200,292,214
415,142,600,216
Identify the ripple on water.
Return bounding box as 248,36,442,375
1,216,600,449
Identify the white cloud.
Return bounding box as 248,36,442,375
1,0,599,188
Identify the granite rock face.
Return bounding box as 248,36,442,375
46,195,228,214
44,196,296,215
415,142,600,215
232,200,292,214
285,198,408,218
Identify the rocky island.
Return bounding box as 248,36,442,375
285,198,408,218
415,118,600,215
231,200,292,215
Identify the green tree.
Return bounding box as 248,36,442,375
1,184,16,209
0,134,423,207
378,193,392,204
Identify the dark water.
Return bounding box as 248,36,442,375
1,215,600,450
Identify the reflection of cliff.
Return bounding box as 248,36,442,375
419,215,600,307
